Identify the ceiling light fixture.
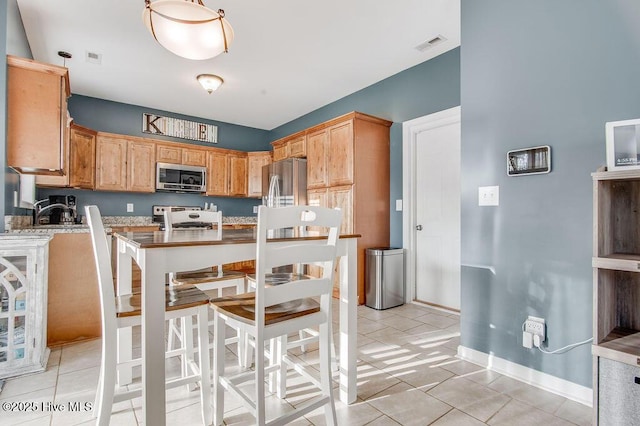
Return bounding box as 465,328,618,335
142,0,234,61
197,74,223,93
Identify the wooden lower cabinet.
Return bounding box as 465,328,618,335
47,233,101,346
47,225,160,347
328,185,354,235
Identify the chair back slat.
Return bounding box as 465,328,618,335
263,278,333,307
260,245,337,271
164,210,222,237
254,205,341,322
85,205,117,340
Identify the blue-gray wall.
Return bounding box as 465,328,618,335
0,3,7,231
37,96,271,217
461,0,640,388
271,48,461,247
41,48,461,227
1,0,28,224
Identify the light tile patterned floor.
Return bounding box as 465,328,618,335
0,302,592,425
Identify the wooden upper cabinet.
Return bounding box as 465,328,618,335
157,144,206,167
327,120,354,186
95,133,155,192
271,132,306,161
229,152,248,197
128,140,156,192
95,135,128,191
247,152,271,198
207,150,229,196
306,128,329,189
288,135,306,158
157,145,182,164
206,150,248,197
182,148,207,166
7,55,70,174
68,125,97,189
272,140,288,161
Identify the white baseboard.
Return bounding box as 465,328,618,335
457,345,592,407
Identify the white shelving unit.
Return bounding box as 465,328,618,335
592,167,640,425
0,234,52,379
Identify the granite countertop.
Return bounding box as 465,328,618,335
5,215,257,235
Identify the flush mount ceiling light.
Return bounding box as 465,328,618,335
142,0,234,60
197,74,223,93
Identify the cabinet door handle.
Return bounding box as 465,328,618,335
416,225,423,231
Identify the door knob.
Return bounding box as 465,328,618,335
416,225,423,231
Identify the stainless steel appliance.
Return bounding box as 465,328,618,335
152,205,208,230
262,158,307,250
156,162,206,193
262,158,307,207
34,195,77,225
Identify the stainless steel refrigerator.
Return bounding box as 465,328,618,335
262,158,307,207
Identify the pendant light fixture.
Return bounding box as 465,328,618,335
142,0,234,60
197,74,223,93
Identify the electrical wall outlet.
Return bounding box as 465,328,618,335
253,205,259,214
523,316,546,348
126,203,134,213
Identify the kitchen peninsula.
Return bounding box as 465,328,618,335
6,215,257,346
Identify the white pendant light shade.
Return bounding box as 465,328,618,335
197,74,223,93
143,0,234,60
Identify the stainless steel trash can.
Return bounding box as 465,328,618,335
365,247,405,310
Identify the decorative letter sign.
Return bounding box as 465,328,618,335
142,113,218,143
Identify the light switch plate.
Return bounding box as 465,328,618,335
478,186,499,206
395,199,403,211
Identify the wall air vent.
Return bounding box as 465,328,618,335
414,35,447,52
86,51,102,65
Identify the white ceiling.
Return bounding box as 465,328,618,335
16,0,460,130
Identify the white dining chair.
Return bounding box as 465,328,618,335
85,205,212,426
164,209,248,371
211,205,341,425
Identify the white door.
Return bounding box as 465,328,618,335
403,107,461,311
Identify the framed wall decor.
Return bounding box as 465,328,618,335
605,118,640,171
507,145,551,176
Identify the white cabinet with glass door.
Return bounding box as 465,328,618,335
0,235,51,379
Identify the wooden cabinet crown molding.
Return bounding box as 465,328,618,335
7,55,70,97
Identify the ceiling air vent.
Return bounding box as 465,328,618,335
414,35,447,52
86,51,102,65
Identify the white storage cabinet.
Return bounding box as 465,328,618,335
0,235,52,379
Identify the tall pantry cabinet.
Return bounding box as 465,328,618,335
592,167,640,425
305,112,392,304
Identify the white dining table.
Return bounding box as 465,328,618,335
114,228,359,426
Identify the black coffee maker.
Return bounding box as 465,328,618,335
47,195,77,224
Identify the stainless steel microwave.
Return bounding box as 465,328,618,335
156,162,206,193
